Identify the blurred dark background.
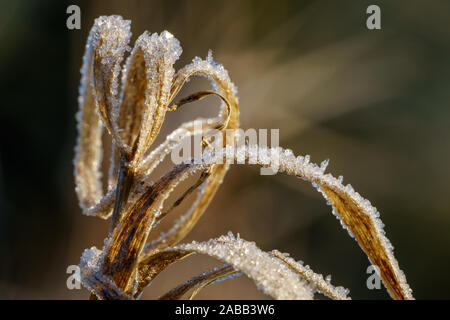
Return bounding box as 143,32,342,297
0,0,449,299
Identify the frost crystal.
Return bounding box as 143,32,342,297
170,235,315,300
153,144,413,300
271,250,350,300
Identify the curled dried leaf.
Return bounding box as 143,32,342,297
271,250,350,300
140,54,241,255
123,31,182,169
186,267,241,300
91,16,132,156
75,15,413,301
158,264,239,300
75,16,239,231
135,250,193,297
79,247,132,300
163,145,413,299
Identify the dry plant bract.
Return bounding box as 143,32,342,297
74,16,413,300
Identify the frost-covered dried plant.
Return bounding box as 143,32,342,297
74,16,413,300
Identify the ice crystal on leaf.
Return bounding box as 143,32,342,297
74,16,413,300
164,235,316,300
